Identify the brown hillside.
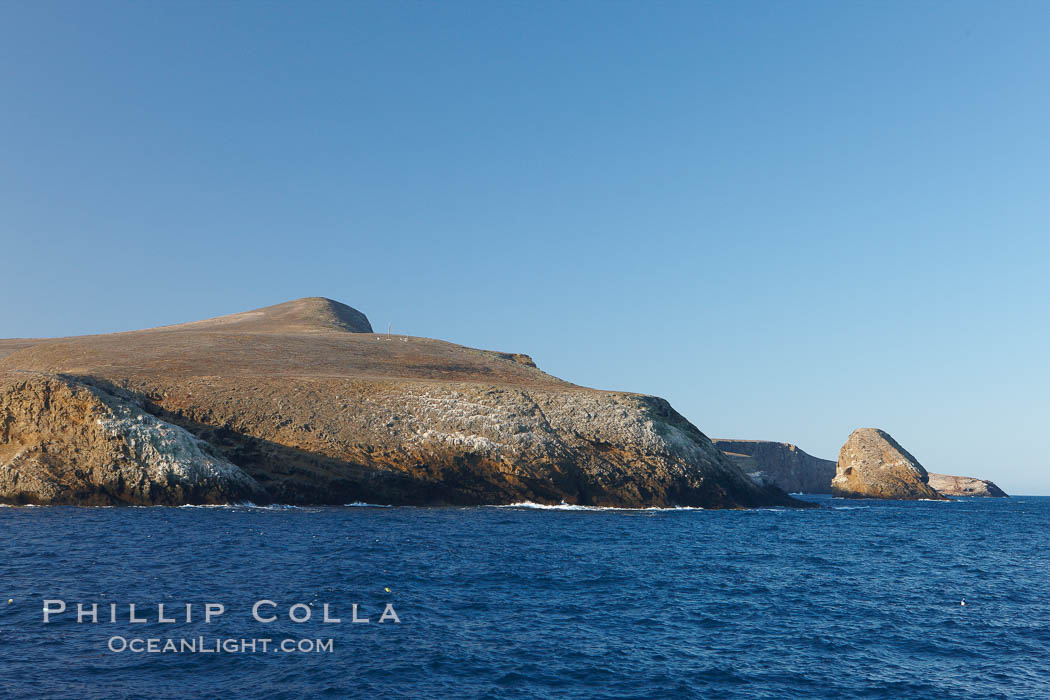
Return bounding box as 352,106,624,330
0,298,804,508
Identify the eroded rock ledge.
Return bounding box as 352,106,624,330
928,473,1008,497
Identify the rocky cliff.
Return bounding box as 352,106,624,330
927,473,1008,497
0,373,263,505
713,439,835,494
832,428,944,500
0,298,805,508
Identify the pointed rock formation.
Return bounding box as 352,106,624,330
0,298,806,508
927,473,1008,497
832,428,945,500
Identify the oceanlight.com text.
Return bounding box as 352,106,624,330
107,636,335,654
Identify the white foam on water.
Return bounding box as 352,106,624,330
177,502,318,511
493,501,704,512
343,502,393,508
177,503,240,509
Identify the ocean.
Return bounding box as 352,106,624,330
2,495,1048,698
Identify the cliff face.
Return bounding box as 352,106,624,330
713,440,835,494
832,428,944,500
0,373,263,505
927,473,1008,498
0,298,804,508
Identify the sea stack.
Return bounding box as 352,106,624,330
927,473,1008,497
0,298,806,509
831,428,944,500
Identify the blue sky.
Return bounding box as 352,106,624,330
1,1,1047,493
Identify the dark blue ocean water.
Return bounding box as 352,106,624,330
2,495,1049,699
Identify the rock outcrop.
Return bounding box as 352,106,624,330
927,473,1008,497
713,439,835,493
0,373,263,505
831,428,944,500
0,298,806,508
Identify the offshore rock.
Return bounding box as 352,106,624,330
0,298,806,508
713,439,835,494
927,473,1008,497
832,428,944,500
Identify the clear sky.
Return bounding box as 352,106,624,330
1,2,1047,493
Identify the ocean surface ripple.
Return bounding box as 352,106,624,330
1,495,1048,698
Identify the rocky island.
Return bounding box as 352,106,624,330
717,435,1008,499
831,428,944,500
0,298,805,509
927,473,1008,497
